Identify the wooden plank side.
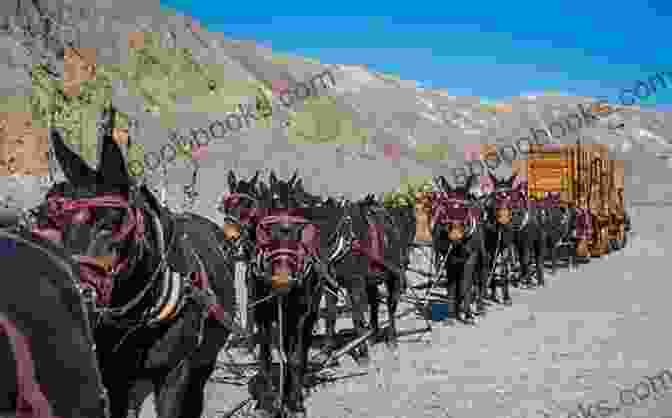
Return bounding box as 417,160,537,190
613,159,624,189
528,160,569,169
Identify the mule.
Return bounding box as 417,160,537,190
535,193,578,273
323,192,415,359
433,175,489,324
0,229,110,418
229,171,345,417
32,109,240,418
481,173,546,304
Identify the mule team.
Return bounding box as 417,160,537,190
1,108,630,418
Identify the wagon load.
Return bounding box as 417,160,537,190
526,143,626,257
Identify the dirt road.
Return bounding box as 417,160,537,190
141,206,672,418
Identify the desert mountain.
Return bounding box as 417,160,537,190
1,1,671,220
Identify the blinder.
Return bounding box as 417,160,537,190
255,212,320,293
219,192,265,258
432,193,479,242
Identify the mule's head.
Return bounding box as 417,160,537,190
34,108,146,304
219,170,261,248
432,175,478,242
254,172,320,293
482,173,526,226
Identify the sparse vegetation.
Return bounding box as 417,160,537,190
383,176,433,208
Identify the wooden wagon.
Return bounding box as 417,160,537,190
526,143,626,257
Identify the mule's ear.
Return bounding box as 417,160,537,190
250,170,259,186
440,175,451,192
99,128,131,193
295,178,303,190
258,181,268,197
457,174,472,194
50,129,97,187
289,170,298,187
269,171,278,189
227,170,237,191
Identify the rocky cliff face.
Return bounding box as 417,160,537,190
1,0,671,217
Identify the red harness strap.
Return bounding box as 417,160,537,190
431,192,480,230
220,193,267,225
255,211,321,272
0,313,58,418
30,194,145,306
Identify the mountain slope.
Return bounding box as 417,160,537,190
1,1,671,218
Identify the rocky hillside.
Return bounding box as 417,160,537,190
1,0,671,219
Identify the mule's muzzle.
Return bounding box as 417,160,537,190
445,222,465,241
496,207,512,225
265,250,301,293
74,254,116,274
222,222,242,241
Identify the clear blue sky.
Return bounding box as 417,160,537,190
160,0,672,107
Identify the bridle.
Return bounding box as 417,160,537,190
32,193,145,304
31,192,177,330
431,192,478,239
219,192,265,259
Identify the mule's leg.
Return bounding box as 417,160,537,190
488,252,499,303
126,380,152,418
248,304,275,416
96,346,134,418
502,246,512,305
518,243,532,288
477,252,489,314
536,238,545,287
549,233,559,276
324,288,339,349
103,380,133,418
384,272,401,349
151,359,191,418
460,255,477,324
171,320,231,418
288,309,319,418
349,276,371,364
366,281,381,342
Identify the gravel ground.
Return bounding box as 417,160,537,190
138,206,672,418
